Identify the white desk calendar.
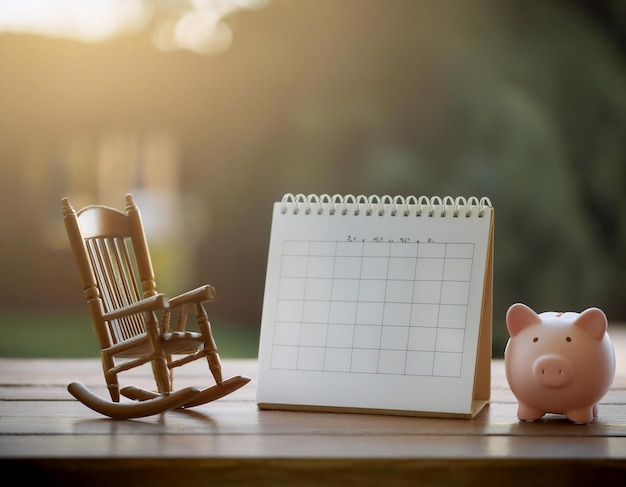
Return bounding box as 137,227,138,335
257,194,494,418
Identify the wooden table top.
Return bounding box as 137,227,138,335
2,328,626,486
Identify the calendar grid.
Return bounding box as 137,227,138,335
270,239,474,378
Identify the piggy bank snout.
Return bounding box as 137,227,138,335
532,354,573,388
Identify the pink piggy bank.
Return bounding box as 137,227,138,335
504,303,615,424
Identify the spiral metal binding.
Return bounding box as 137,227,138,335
280,194,492,217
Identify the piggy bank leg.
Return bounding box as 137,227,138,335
517,403,544,422
566,408,594,425
593,404,599,417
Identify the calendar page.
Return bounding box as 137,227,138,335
257,194,493,418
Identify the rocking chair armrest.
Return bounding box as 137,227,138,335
102,294,170,321
168,285,216,308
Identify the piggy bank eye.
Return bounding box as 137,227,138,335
533,337,539,343
566,336,572,342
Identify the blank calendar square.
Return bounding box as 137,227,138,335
275,300,302,322
388,257,416,280
329,301,357,324
304,279,333,301
271,345,299,369
309,241,336,255
326,324,354,348
351,348,379,373
300,322,327,347
443,258,473,281
307,256,334,278
360,257,389,279
378,350,406,374
297,346,325,370
435,328,465,353
355,301,384,325
415,258,444,280
331,279,360,301
278,277,306,300
413,281,442,304
408,326,437,351
439,304,468,328
273,322,300,346
282,258,309,279
380,326,410,350
353,325,382,349
433,352,463,377
383,302,411,325
358,279,386,301
410,303,439,327
385,280,414,303
324,348,351,372
405,350,435,375
441,281,470,305
302,300,330,324
334,256,362,278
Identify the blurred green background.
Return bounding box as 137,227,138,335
0,0,624,359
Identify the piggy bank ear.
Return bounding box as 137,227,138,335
506,303,541,336
574,307,607,340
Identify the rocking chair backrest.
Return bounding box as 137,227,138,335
62,194,158,349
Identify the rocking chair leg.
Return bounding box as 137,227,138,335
167,354,174,389
196,305,223,385
146,312,172,395
151,354,172,395
106,381,121,403
102,355,120,402
207,351,223,385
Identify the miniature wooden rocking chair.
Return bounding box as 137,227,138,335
61,194,250,419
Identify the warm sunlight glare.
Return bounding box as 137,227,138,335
0,0,150,42
0,0,271,54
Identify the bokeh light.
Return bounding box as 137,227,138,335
0,0,271,54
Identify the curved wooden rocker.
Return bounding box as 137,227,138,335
62,194,251,419
68,382,202,420
121,375,251,408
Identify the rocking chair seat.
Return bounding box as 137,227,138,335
110,331,205,358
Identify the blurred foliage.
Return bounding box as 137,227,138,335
0,309,259,358
0,0,624,358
